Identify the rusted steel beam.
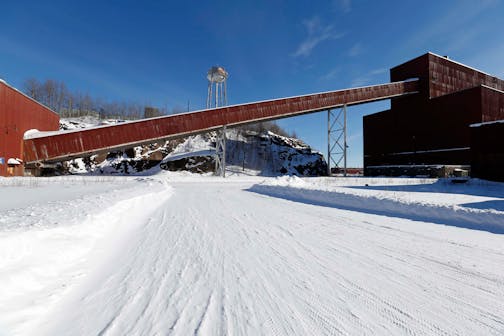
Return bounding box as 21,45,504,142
23,80,419,163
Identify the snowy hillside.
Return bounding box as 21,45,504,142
1,174,503,335
59,117,327,176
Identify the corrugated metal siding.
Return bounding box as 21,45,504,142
24,80,419,164
364,86,484,167
390,53,431,103
471,122,504,181
365,53,504,174
0,84,6,176
0,81,60,176
363,109,394,158
481,87,504,122
428,53,504,98
424,87,482,150
391,53,504,100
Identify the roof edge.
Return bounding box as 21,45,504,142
0,79,60,118
390,52,431,71
390,52,503,82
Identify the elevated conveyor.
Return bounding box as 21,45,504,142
23,79,419,164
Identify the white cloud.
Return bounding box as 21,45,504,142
350,77,370,88
467,43,504,78
292,17,345,58
348,131,363,143
348,43,363,57
402,0,499,53
369,68,387,76
320,67,340,81
350,68,388,87
335,0,352,13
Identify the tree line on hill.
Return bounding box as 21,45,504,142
22,78,297,138
22,78,185,120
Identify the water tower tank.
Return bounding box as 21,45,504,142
206,66,228,108
207,66,228,83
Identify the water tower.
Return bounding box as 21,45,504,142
206,66,228,108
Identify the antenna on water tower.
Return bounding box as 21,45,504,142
206,66,228,109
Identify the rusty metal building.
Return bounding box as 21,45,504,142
2,52,503,179
0,80,60,176
364,52,504,177
470,121,504,182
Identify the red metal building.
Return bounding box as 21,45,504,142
0,80,60,176
471,121,504,182
3,52,502,179
364,52,504,176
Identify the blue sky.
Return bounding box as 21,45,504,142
1,0,503,167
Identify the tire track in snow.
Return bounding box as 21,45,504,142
35,180,504,336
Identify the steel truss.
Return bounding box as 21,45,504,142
214,125,226,177
327,105,347,176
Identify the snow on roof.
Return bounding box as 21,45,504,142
24,129,40,138
480,84,504,94
7,158,22,165
24,129,64,139
470,119,504,128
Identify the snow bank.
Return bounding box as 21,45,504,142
170,134,213,155
162,149,215,162
250,178,504,234
0,177,173,335
28,176,504,335
2,176,504,335
266,175,307,187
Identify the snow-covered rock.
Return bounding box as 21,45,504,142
58,118,327,176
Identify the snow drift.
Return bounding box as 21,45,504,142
250,177,504,233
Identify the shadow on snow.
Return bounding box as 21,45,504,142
247,184,504,235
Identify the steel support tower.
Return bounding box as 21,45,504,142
327,105,347,176
214,126,227,177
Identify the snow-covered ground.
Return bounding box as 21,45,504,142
1,174,504,335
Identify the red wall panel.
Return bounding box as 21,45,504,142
0,81,59,176
471,122,504,181
428,54,504,98
365,53,504,174
481,87,504,122
364,86,498,167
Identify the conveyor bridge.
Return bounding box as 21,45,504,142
23,80,419,164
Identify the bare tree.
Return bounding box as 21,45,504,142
42,79,58,110
23,78,41,101
144,106,164,118
171,105,186,115
22,77,174,121
56,81,68,114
